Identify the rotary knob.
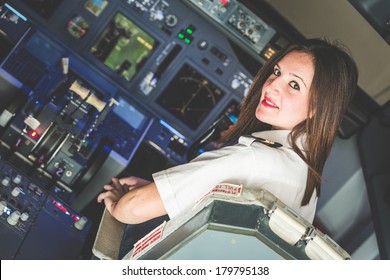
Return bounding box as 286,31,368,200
74,216,88,230
0,201,7,213
21,212,30,222
7,210,21,226
231,78,241,89
165,14,178,28
13,174,22,184
11,187,21,197
1,177,10,187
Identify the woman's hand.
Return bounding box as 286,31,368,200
97,176,167,224
97,176,150,205
117,176,152,191
97,177,128,212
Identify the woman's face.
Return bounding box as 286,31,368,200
255,51,315,130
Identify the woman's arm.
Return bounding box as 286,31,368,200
97,177,168,224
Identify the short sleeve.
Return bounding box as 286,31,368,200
153,145,257,219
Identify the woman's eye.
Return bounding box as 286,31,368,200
290,81,300,90
273,68,281,76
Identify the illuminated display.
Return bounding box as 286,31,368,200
90,12,158,81
2,3,27,21
66,15,90,39
156,64,225,130
25,32,63,66
177,25,196,44
112,97,147,130
29,130,38,139
84,0,108,17
51,200,80,221
3,205,11,216
260,35,291,60
260,46,277,60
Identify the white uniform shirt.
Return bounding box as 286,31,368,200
153,130,318,223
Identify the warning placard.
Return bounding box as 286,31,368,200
130,221,167,259
194,183,243,207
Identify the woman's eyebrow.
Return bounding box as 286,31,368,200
276,63,308,89
292,73,307,89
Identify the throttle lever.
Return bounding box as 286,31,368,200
69,80,106,112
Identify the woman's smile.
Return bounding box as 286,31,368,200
261,96,279,109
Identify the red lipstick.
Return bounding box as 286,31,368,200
262,96,279,109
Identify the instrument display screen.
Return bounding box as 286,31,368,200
156,64,225,130
90,12,158,82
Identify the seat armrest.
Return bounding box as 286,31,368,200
92,208,126,260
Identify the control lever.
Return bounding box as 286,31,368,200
94,97,119,127
69,80,106,112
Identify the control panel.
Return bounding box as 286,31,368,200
0,68,152,204
186,0,276,54
0,158,91,259
1,0,294,167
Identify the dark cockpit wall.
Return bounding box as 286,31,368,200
358,101,390,259
316,88,390,259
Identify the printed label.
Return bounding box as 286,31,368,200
194,183,243,207
130,221,166,259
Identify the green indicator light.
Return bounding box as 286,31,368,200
186,28,193,34
177,33,184,39
184,38,191,44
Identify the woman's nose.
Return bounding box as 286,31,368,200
267,78,283,95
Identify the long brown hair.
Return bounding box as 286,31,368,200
222,38,358,206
